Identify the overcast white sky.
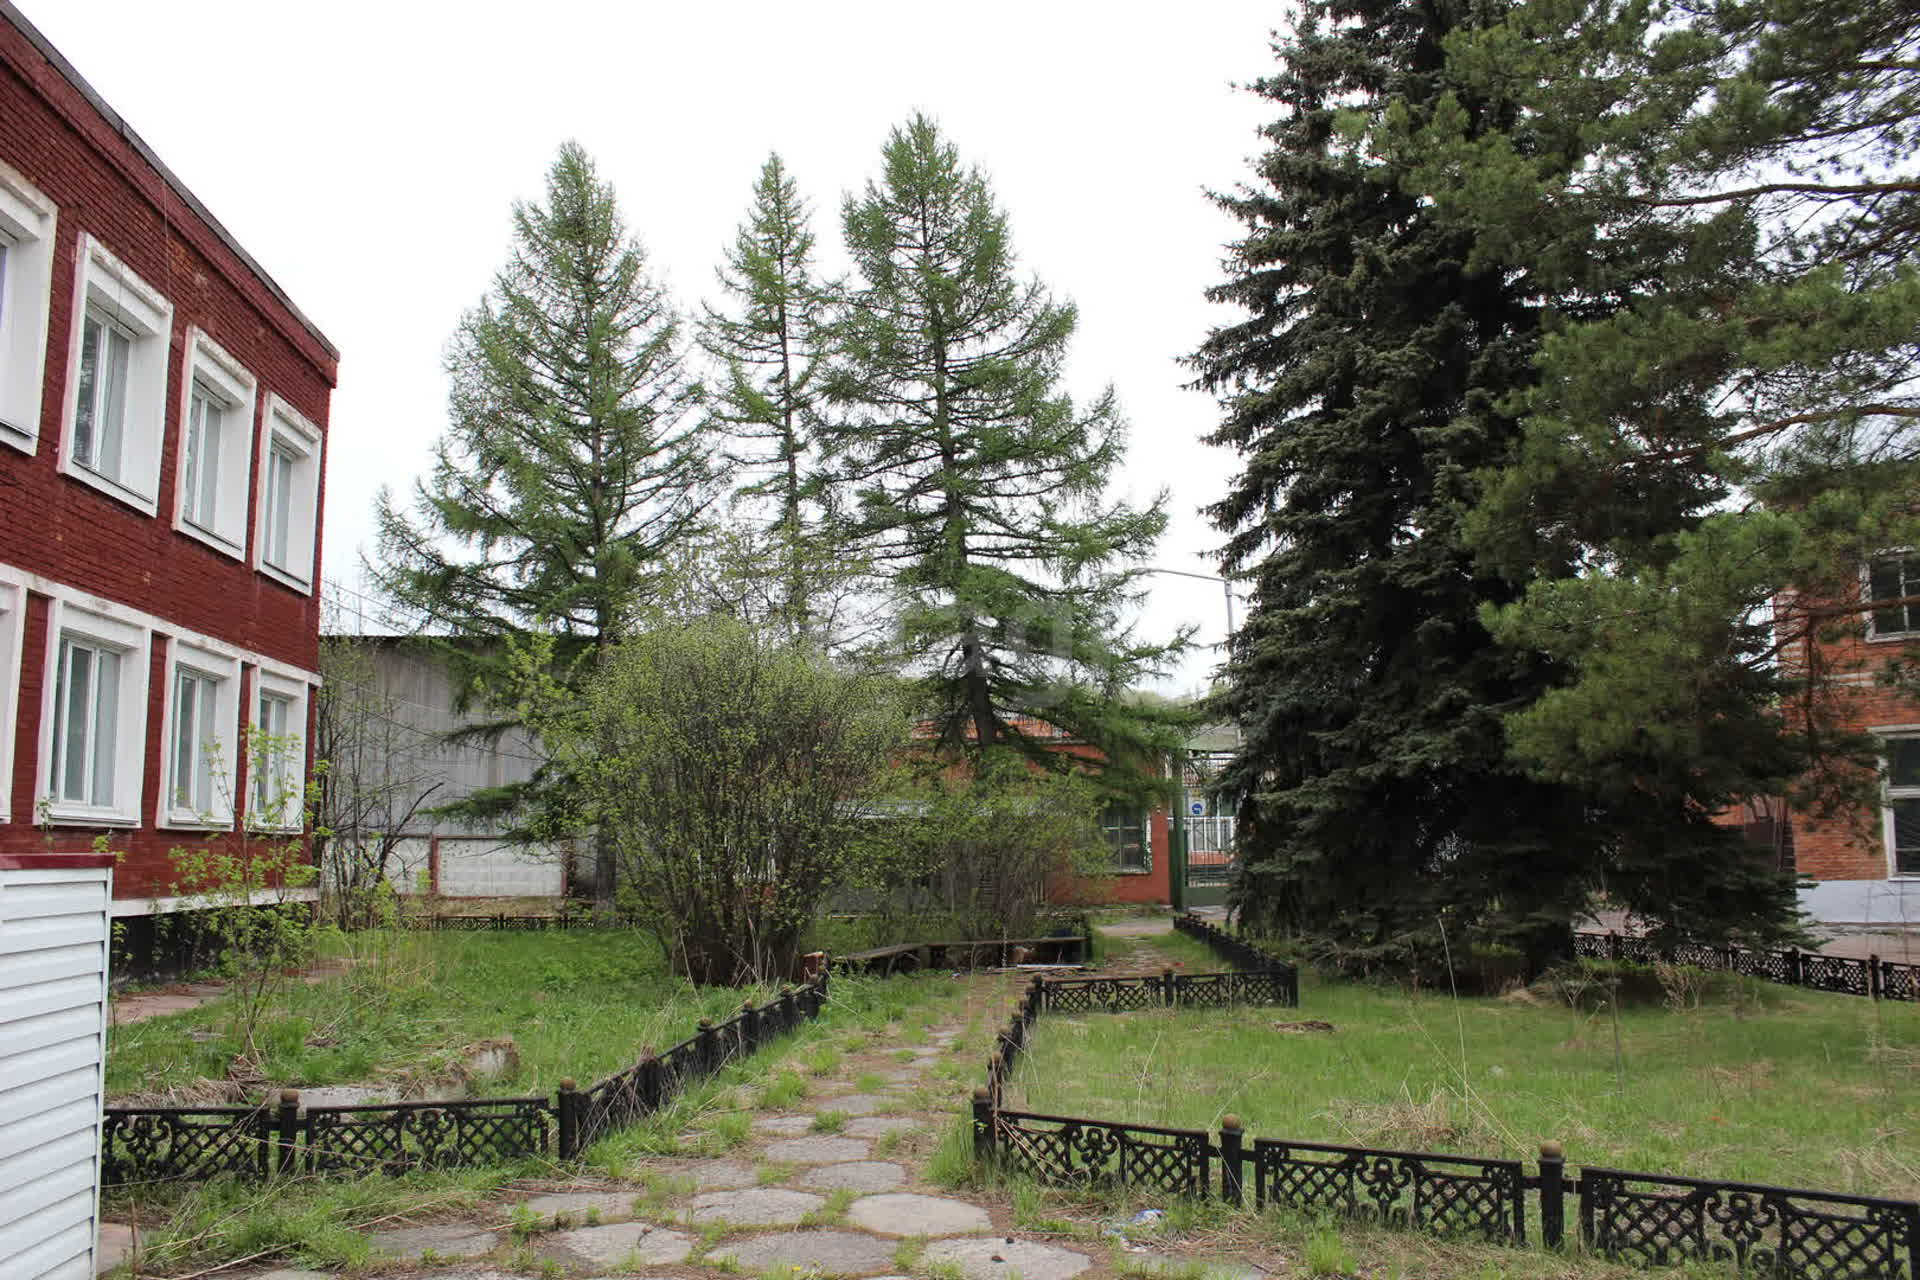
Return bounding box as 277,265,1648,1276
24,0,1281,696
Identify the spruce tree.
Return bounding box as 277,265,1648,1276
700,155,838,639
373,142,713,896
1193,0,1799,966
828,116,1185,785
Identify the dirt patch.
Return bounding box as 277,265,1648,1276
1271,1020,1336,1034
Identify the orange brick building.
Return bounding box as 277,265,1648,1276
1781,555,1920,924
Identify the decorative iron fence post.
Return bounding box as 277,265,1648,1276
1606,931,1620,961
1163,969,1176,1009
697,1019,717,1074
973,1087,995,1160
1219,1114,1245,1206
639,1054,664,1110
1030,974,1045,1018
740,1000,759,1055
779,987,796,1032
557,1078,580,1159
274,1088,301,1176
1788,948,1804,986
1537,1140,1565,1249
1870,955,1883,1000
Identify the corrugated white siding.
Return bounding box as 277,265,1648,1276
0,866,109,1280
436,839,564,898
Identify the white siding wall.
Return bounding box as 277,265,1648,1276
0,865,110,1280
436,839,564,898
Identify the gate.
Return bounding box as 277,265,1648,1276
1177,752,1237,909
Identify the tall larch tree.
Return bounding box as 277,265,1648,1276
700,154,839,640
373,141,713,898
1193,0,1800,970
828,115,1186,788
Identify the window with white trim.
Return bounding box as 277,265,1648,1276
254,396,321,592
1884,737,1920,877
174,331,256,556
0,162,57,451
164,639,240,828
247,669,307,831
1867,553,1920,640
39,602,149,825
0,574,22,824
61,236,173,512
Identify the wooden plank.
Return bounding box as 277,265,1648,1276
0,943,106,993
0,1006,100,1061
0,1038,99,1094
0,913,106,956
0,1065,98,1128
0,878,107,923
0,1209,92,1278
0,1159,92,1245
0,973,101,1024
0,1098,99,1170
0,1129,92,1198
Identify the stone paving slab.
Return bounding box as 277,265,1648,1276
96,1223,137,1275
541,1221,692,1267
844,1115,919,1138
796,1160,908,1191
715,1228,900,1275
924,1237,1093,1280
677,1157,761,1188
847,1192,992,1236
506,1190,638,1223
820,1092,894,1116
250,1271,335,1280
367,1224,500,1259
763,1134,871,1163
686,1187,826,1226
753,1113,817,1136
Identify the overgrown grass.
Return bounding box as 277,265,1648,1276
112,961,957,1273
1008,964,1920,1198
107,930,799,1099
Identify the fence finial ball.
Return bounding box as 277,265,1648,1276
699,1018,714,1029
559,1078,576,1092
1541,1140,1564,1159
974,1087,990,1101
743,1000,755,1011
279,1088,300,1105
1221,1113,1243,1132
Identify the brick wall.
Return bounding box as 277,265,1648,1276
0,11,337,904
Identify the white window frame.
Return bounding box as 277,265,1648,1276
173,329,256,559
1877,724,1920,880
253,395,322,594
246,664,309,832
0,161,57,453
0,568,24,823
58,234,174,514
160,637,242,831
36,597,150,827
1864,550,1920,643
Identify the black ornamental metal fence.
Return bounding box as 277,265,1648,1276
1574,930,1920,1002
969,916,1920,1280
404,910,647,931
101,971,830,1186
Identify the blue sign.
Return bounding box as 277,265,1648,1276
1189,801,1206,817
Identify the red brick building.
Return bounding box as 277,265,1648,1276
1781,559,1920,924
0,1,337,916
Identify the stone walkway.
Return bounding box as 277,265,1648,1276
152,934,1236,1280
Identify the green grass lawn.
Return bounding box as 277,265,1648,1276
1009,963,1920,1201
110,928,843,1100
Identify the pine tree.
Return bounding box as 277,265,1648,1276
1410,0,1919,833
700,155,838,639
373,142,713,896
1192,0,1799,967
828,116,1185,786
